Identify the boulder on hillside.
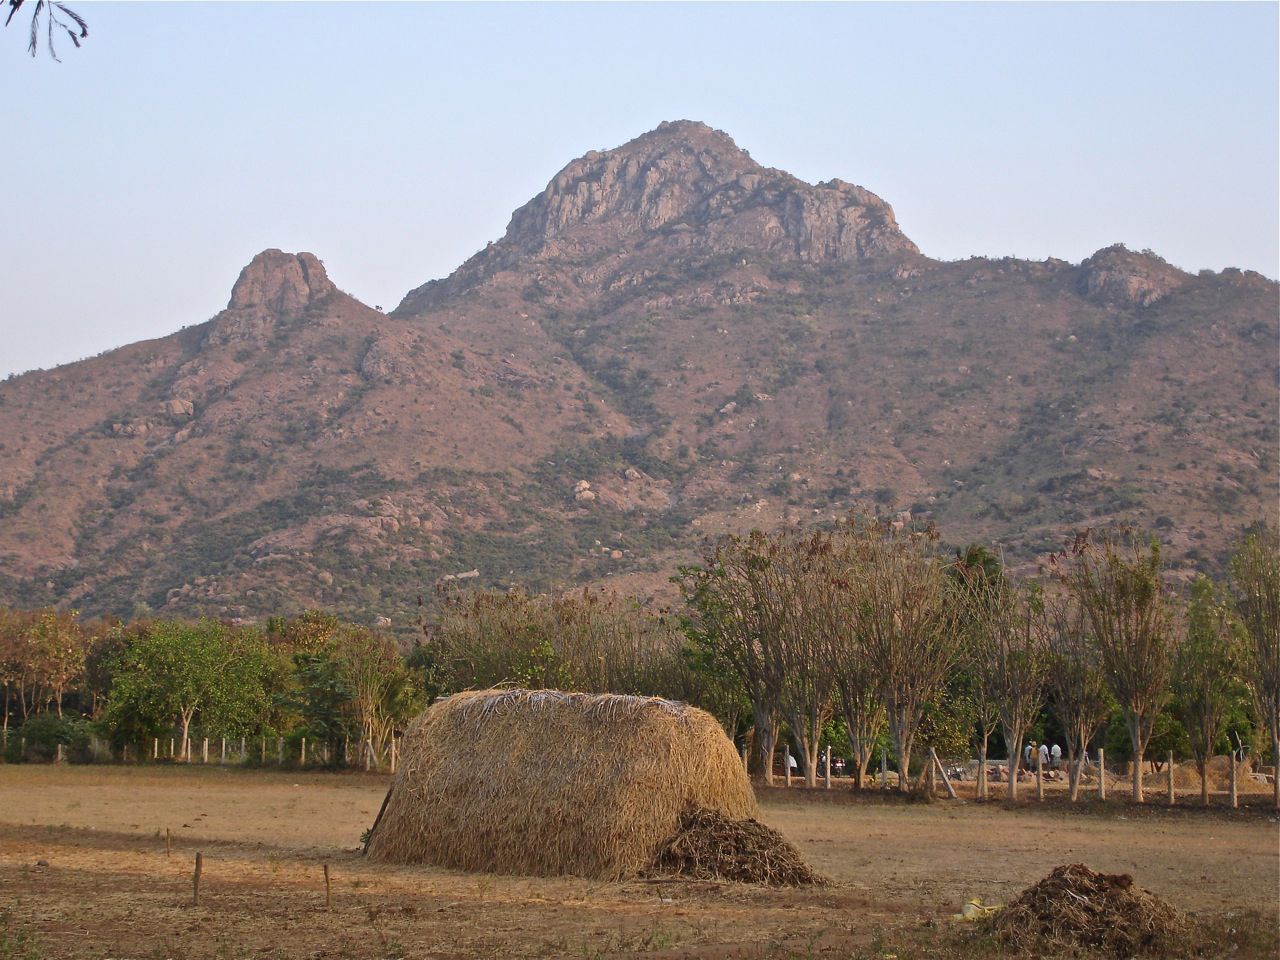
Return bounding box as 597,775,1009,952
1078,244,1187,309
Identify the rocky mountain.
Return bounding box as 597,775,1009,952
0,121,1275,626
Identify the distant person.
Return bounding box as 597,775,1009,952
1024,742,1034,769
1038,742,1050,770
1051,743,1062,771
787,752,798,777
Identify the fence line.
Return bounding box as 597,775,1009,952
3,728,404,772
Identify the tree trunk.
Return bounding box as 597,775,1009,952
1002,721,1026,804
888,715,913,794
1068,750,1082,802
180,712,193,761
842,704,880,791
1125,710,1149,803
753,704,775,786
1273,729,1280,812
978,738,988,801
856,741,874,788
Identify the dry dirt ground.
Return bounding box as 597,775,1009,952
0,766,1276,959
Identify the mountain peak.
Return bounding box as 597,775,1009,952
396,122,916,313
228,249,334,314
204,250,337,348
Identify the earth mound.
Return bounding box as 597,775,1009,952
645,808,825,886
987,863,1187,956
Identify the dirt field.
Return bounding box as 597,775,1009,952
1,765,1276,959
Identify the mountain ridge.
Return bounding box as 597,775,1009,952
0,121,1275,626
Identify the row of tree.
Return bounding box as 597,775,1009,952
676,519,1278,806
1,520,1276,809
0,611,420,764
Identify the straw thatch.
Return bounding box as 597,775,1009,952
364,689,758,880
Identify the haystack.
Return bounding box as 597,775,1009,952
364,689,758,880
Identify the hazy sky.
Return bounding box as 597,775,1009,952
3,2,1276,378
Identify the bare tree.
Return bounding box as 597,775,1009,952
813,550,884,788
962,570,1050,803
770,531,834,787
842,518,964,793
678,533,782,784
1230,525,1280,811
1065,530,1181,803
1044,593,1111,801
953,545,1005,801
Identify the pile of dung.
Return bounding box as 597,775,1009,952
987,863,1188,956
645,808,826,886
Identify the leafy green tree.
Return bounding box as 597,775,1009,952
1229,525,1280,810
327,625,420,767
104,620,270,756
1173,576,1245,805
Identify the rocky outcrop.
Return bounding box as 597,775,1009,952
1078,245,1187,309
397,121,917,313
360,336,411,383
228,250,333,314
206,250,336,345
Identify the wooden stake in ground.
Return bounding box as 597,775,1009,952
220,737,226,764
784,748,792,787
824,747,831,790
202,738,209,764
153,737,159,760
277,737,284,764
931,748,958,800
1167,751,1175,806
389,737,397,774
323,863,332,912
300,737,307,767
1036,750,1044,801
1229,753,1238,809
1098,748,1106,801
192,852,203,906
